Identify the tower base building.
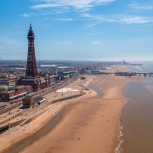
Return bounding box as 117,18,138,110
17,76,50,91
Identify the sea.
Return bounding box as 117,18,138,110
116,62,153,153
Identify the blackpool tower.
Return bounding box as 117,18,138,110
25,24,38,77
17,24,49,91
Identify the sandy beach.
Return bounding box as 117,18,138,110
0,76,96,152
0,74,143,153
11,75,130,153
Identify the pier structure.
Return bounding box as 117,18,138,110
92,71,153,77
115,72,153,77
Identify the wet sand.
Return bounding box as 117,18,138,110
18,75,131,153
121,79,153,153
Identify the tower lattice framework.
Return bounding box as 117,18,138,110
25,24,38,77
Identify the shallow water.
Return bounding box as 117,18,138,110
89,78,104,99
121,79,153,153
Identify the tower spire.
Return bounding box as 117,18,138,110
29,23,32,30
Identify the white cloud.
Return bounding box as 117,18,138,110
121,16,153,24
30,0,116,11
20,13,31,17
45,17,76,21
82,13,153,24
31,3,61,9
82,13,117,23
128,4,153,11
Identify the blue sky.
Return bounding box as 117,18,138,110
0,0,153,61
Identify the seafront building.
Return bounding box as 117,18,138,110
0,78,16,86
0,85,32,101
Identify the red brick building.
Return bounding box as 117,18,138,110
0,85,32,101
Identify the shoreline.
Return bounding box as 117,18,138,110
118,78,153,153
115,76,146,153
101,75,130,153
0,75,144,153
